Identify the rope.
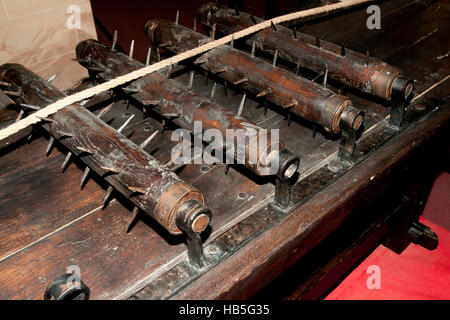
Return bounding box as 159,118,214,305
0,0,374,142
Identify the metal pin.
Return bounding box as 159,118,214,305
118,114,135,133
102,186,114,208
61,152,72,172
162,113,180,118
47,73,58,84
341,45,346,57
313,124,317,138
188,71,195,90
193,18,197,32
166,62,173,79
141,130,159,149
146,47,152,66
45,137,54,156
112,30,118,50
210,82,217,101
56,131,74,138
315,37,320,48
264,101,268,115
223,81,228,96
237,92,246,117
312,72,324,82
272,49,278,67
225,164,230,174
323,67,328,88
20,103,40,111
257,88,271,97
37,116,55,123
204,70,209,86
233,77,248,85
80,167,90,189
4,90,21,97
211,23,216,40
287,110,292,127
126,206,140,233
97,103,113,118
175,10,179,25
251,40,256,57
158,41,172,48
249,14,257,25
293,27,297,39
285,100,298,109
271,21,277,32
129,40,135,60
295,58,301,76
156,47,161,62
14,110,23,122
129,186,147,194
234,6,240,16
76,146,94,155
100,166,121,174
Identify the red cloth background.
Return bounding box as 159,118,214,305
325,217,450,300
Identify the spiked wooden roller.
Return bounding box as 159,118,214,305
0,63,212,238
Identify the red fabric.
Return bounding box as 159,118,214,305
325,217,450,300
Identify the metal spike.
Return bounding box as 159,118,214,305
287,110,292,127
251,41,256,57
61,152,72,172
323,67,328,88
230,34,234,48
129,40,135,60
47,73,58,84
340,44,346,57
211,23,216,40
249,14,257,25
162,113,180,118
315,37,320,48
76,146,94,155
56,131,74,138
45,136,54,156
312,72,324,82
193,18,197,32
264,101,268,115
272,49,278,67
257,88,271,97
97,103,113,118
166,62,173,79
237,92,246,117
102,186,114,208
37,116,55,123
112,30,118,50
210,82,217,101
175,10,179,25
156,47,161,62
313,124,317,138
4,90,20,97
295,58,301,77
141,130,159,149
126,206,140,233
20,103,40,111
15,110,24,122
129,186,147,194
285,100,298,109
204,70,209,86
118,114,135,133
224,81,228,96
146,47,152,66
271,21,277,32
158,41,172,48
234,6,239,16
293,27,297,39
80,167,90,189
225,164,230,174
233,77,248,85
188,71,195,90
100,166,121,174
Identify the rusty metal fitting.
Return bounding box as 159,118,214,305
340,105,365,132
372,65,403,100
276,149,300,181
175,199,212,235
391,75,414,100
320,95,352,133
156,182,209,235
